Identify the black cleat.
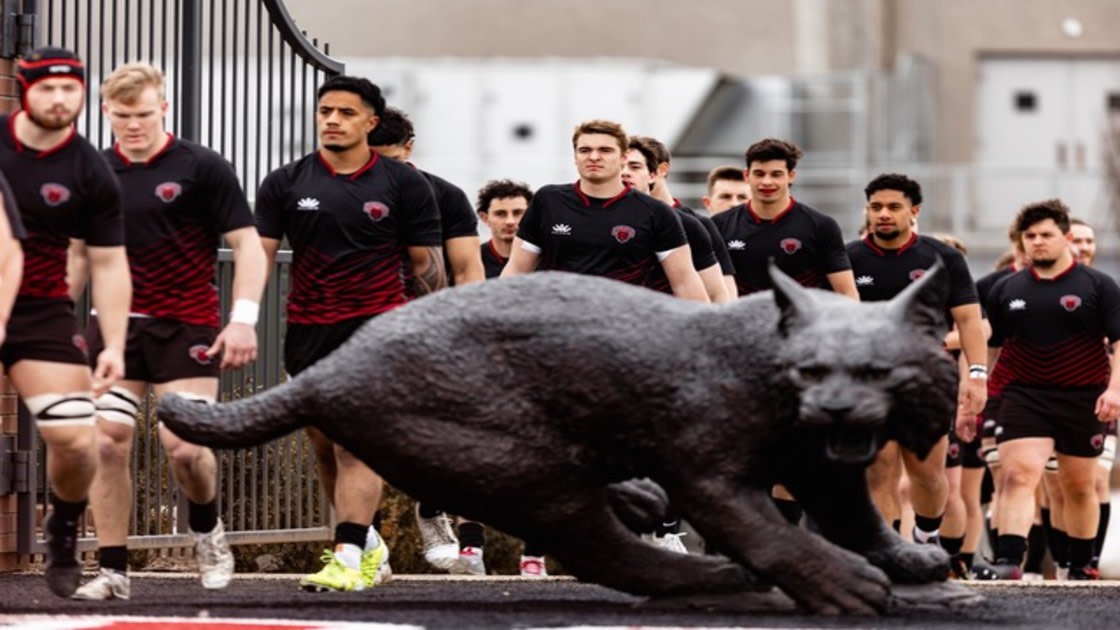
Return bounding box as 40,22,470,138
970,560,1022,581
1067,565,1101,581
43,513,81,597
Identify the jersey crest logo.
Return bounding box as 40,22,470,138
1009,299,1026,311
551,224,572,236
188,344,213,365
909,269,926,281
155,182,182,203
40,183,71,207
1060,295,1082,312
296,197,320,211
1092,433,1105,450
611,225,636,244
727,240,746,250
947,442,960,460
364,201,390,222
779,238,802,254
71,334,88,357
856,275,874,286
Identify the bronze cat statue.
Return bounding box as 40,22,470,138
159,263,960,615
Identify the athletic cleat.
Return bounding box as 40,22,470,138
455,546,486,576
360,535,391,587
43,513,82,598
656,532,689,554
72,568,130,600
948,554,971,580
299,551,365,592
193,519,234,589
414,505,461,572
1067,566,1101,581
1056,565,1070,581
970,561,1022,581
519,555,548,577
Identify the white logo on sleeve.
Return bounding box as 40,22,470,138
1008,299,1026,311
551,224,572,235
727,240,746,250
856,275,874,286
296,197,320,211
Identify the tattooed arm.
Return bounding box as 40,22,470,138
409,245,448,297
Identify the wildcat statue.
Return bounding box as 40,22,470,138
159,262,961,615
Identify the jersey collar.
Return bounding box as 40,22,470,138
113,132,176,167
746,197,795,224
8,111,77,158
487,239,508,263
863,232,918,257
1029,259,1077,282
318,148,379,180
573,181,630,208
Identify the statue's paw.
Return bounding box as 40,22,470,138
606,478,670,533
775,544,891,616
866,541,950,584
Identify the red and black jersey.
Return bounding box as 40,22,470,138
516,182,687,286
0,169,27,240
711,199,850,295
846,234,978,310
976,265,1018,397
103,136,254,327
255,150,442,325
480,240,507,279
645,207,717,294
987,263,1120,388
678,203,734,276
0,113,123,300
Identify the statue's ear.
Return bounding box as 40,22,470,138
886,256,950,341
769,259,818,337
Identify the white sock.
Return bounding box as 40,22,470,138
365,526,382,551
914,527,940,543
335,543,362,570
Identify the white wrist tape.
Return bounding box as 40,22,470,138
230,299,260,326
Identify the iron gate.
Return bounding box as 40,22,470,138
10,0,345,557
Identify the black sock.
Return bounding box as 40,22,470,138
1094,502,1110,567
372,511,382,532
417,503,444,519
99,545,128,573
1068,535,1096,570
940,536,964,556
48,496,87,528
772,498,803,525
1024,524,1046,573
914,512,944,534
892,519,902,533
334,521,368,548
458,521,485,548
655,519,681,536
1049,527,1069,568
188,499,218,534
995,534,1027,565
986,514,998,549
959,551,975,569
523,540,546,557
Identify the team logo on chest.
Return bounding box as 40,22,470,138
909,269,926,281
779,238,802,254
188,344,212,365
40,183,71,207
611,225,636,244
364,201,390,222
155,182,183,203
1060,295,1082,312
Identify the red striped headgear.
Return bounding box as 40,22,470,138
17,47,85,109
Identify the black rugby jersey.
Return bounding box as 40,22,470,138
975,266,1018,398
256,150,442,325
0,114,123,300
678,202,734,276
0,170,26,240
711,199,850,295
846,234,978,309
104,137,254,327
480,240,507,279
645,207,717,294
516,182,687,286
418,169,477,289
987,264,1120,388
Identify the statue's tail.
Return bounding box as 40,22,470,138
156,380,311,449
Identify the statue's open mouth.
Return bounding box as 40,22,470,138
824,427,879,464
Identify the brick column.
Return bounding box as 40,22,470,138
0,55,27,572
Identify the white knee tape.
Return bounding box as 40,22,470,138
96,387,143,426
1099,435,1117,471
1045,455,1059,472
983,446,1000,467
23,392,97,427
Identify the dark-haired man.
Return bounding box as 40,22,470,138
502,119,706,303
845,173,987,568
477,179,532,278
256,76,443,592
975,200,1120,581
0,47,131,598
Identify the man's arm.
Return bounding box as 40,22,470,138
260,237,282,272
826,270,860,300
500,237,540,277
661,246,709,303
723,275,738,300
0,212,21,346
66,238,90,303
951,302,989,441
87,244,132,396
444,236,485,286
409,245,447,297
698,264,732,303
207,227,268,370
1095,341,1120,422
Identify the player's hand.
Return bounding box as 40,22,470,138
955,409,977,442
91,347,125,397
208,322,258,370
1094,387,1120,422
958,377,987,418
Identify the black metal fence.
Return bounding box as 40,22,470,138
11,0,345,556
